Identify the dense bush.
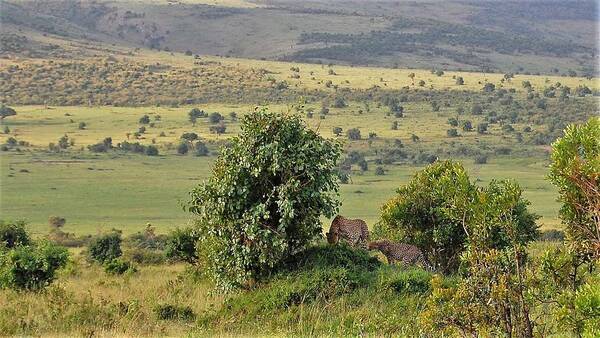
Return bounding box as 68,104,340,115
0,240,68,290
0,220,30,249
88,232,122,264
165,227,199,264
188,108,342,290
375,161,538,273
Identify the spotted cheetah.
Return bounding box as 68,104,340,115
326,215,369,250
368,240,432,270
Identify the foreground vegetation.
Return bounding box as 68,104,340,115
1,113,597,337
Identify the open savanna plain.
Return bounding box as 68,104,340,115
0,40,599,335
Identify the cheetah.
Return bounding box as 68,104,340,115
368,240,432,270
326,215,369,250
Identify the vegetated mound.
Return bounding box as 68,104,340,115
197,244,438,336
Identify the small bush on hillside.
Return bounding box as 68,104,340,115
474,154,488,164
347,128,361,140
104,258,136,275
0,220,30,249
0,240,68,290
88,232,122,264
154,304,195,321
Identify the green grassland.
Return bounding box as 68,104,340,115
1,100,566,235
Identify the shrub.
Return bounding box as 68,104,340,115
187,108,341,290
48,216,66,229
209,123,226,134
165,227,199,264
104,258,136,275
0,241,68,290
78,122,86,130
209,112,224,124
145,145,159,156
446,129,459,137
332,126,342,136
195,142,209,156
549,117,600,259
375,166,385,175
0,105,17,119
375,161,538,273
387,268,432,294
154,304,195,321
332,97,346,108
477,122,488,134
346,128,361,140
177,142,189,155
474,154,488,164
0,220,30,249
139,115,150,124
181,132,199,141
88,232,122,264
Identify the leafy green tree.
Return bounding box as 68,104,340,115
189,108,205,126
421,181,539,337
375,161,538,273
187,108,341,290
209,112,224,124
549,117,600,261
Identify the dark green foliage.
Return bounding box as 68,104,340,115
387,268,432,294
180,132,199,141
375,166,385,175
165,228,199,264
446,129,458,137
461,120,473,131
332,126,342,136
145,145,159,156
154,304,195,321
88,137,113,152
78,122,86,130
448,117,458,127
455,77,464,85
209,123,226,134
0,241,68,290
195,141,209,156
188,108,342,290
189,108,206,125
0,105,16,119
0,220,30,249
177,142,189,155
474,154,488,164
208,112,224,124
139,115,150,124
332,97,346,108
88,232,122,264
548,117,599,259
346,128,361,140
376,161,538,273
104,258,136,275
477,122,488,134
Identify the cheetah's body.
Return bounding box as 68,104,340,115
326,215,369,250
368,240,431,270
